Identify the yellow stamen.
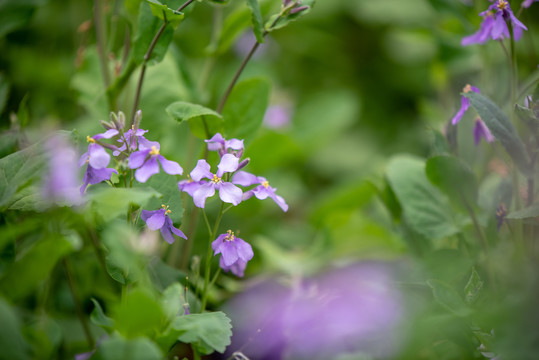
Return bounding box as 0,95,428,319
225,229,235,241
211,174,221,183
149,146,160,156
497,0,508,10
463,84,472,93
87,135,96,143
262,181,269,189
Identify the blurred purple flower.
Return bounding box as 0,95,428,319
522,0,538,8
473,117,495,145
263,105,292,129
223,263,404,359
212,230,254,277
141,205,187,244
42,134,82,205
128,141,183,183
181,154,243,208
462,0,527,46
232,171,288,211
234,31,267,59
451,84,480,125
205,133,244,158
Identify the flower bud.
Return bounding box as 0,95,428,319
237,157,250,170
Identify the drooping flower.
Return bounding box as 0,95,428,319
79,130,119,194
473,117,495,145
42,134,83,205
462,0,527,46
141,205,187,244
212,230,254,277
128,140,183,183
451,84,480,125
79,166,117,194
232,171,288,211
181,154,243,208
205,133,244,157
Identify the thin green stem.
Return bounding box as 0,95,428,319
200,202,224,312
94,0,110,92
460,193,488,252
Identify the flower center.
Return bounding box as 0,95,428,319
161,204,171,215
463,84,472,93
497,0,508,10
225,230,235,241
262,181,269,189
149,146,160,156
87,135,96,143
211,174,221,183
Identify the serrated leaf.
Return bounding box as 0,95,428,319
246,0,264,43
464,267,483,304
166,101,223,139
90,298,115,331
427,279,471,317
89,187,161,220
114,290,164,338
0,236,74,301
265,0,315,31
386,155,459,240
172,312,232,354
465,92,531,177
222,77,270,139
145,0,185,29
426,155,478,210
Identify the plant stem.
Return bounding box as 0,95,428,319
200,203,224,312
461,194,488,252
63,259,94,348
94,0,110,92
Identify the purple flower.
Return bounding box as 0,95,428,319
79,165,118,194
79,130,119,194
141,205,187,244
205,133,244,157
212,230,254,277
263,105,292,129
473,117,495,145
462,0,527,46
451,84,480,125
232,171,288,211
42,134,82,205
181,154,243,208
282,0,309,14
128,141,183,183
522,0,538,8
113,126,149,156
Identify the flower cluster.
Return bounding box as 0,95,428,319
462,0,527,46
212,230,254,277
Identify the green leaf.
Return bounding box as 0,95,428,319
171,311,232,354
16,94,29,127
102,222,144,285
426,155,478,210
0,0,41,38
222,77,270,139
89,187,161,220
246,0,265,43
265,0,315,31
506,204,539,220
465,92,531,177
386,155,459,240
6,186,48,212
114,290,164,338
145,0,185,29
90,298,115,331
0,297,31,360
0,218,42,251
166,101,223,139
0,236,74,301
0,73,9,116
427,279,471,317
93,336,163,360
464,267,483,305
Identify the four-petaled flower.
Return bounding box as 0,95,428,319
212,230,254,277
462,0,527,46
128,140,183,183
451,84,480,125
232,171,288,212
141,205,187,244
473,117,495,145
205,133,244,157
182,154,243,208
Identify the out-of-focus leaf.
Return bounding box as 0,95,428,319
90,298,115,331
0,236,74,301
246,0,265,43
93,336,163,360
465,92,531,177
171,312,232,354
386,155,459,240
265,0,315,31
89,187,161,220
0,0,42,38
6,186,48,212
0,297,31,360
16,94,29,127
514,104,539,134
222,77,270,139
145,0,185,29
166,101,223,139
506,204,539,220
161,283,185,327
0,218,42,251
426,155,478,210
464,267,483,305
427,279,472,317
0,74,9,115
114,289,164,338
102,222,143,285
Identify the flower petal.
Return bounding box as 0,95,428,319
135,157,160,183
212,234,228,254
205,133,225,151
235,238,254,261
232,171,259,186
190,159,213,181
88,144,111,169
160,226,176,244
128,150,149,169
145,209,166,230
270,193,289,212
193,182,215,208
221,241,239,266
217,182,243,205
166,216,187,240
217,153,239,177
158,155,183,175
